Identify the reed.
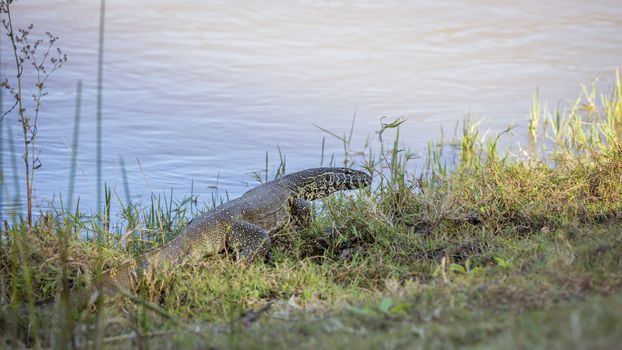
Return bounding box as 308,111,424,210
119,156,131,207
96,0,106,216
67,81,83,211
0,36,3,215
6,124,20,213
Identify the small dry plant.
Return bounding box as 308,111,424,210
0,0,67,229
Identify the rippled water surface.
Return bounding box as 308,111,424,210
1,0,621,216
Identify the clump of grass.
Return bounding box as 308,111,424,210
2,70,622,348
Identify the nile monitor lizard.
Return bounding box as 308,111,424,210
49,167,371,307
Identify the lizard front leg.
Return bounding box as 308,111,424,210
226,220,271,261
290,198,312,226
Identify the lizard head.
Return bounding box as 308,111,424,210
285,167,371,200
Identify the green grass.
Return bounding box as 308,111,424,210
1,71,622,349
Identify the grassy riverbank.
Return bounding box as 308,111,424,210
1,72,622,349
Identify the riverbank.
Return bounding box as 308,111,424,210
1,72,621,349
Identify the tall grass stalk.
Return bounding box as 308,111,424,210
528,89,541,144
0,121,3,216
320,136,326,166
94,183,112,350
67,80,83,211
6,220,18,344
314,111,358,168
55,223,73,349
120,156,131,207
94,2,107,341
7,123,20,211
0,35,3,216
96,0,106,216
13,224,41,349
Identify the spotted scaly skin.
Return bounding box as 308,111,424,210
57,167,371,307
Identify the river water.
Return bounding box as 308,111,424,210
1,0,620,218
